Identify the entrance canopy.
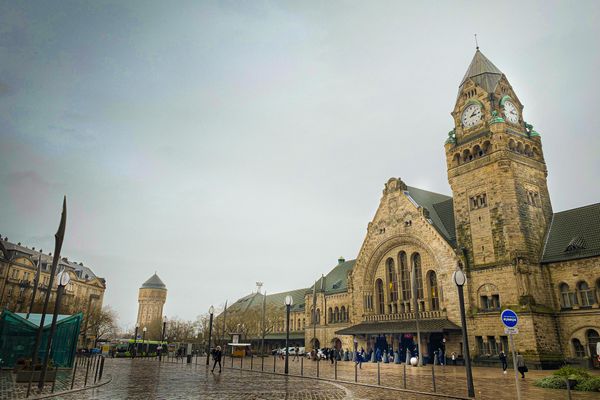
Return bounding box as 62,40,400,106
335,319,460,335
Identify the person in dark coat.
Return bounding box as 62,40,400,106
516,352,527,378
211,346,222,373
499,351,508,373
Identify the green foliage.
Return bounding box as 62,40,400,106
574,376,600,392
534,375,567,389
553,366,591,380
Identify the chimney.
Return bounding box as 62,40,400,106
338,256,345,264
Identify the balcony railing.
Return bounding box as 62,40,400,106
364,310,446,322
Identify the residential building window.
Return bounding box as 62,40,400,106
559,283,577,308
386,258,398,302
11,269,19,279
376,279,385,314
476,336,485,355
572,339,585,358
334,307,339,323
412,253,424,299
399,252,411,301
587,329,599,359
578,281,595,307
469,193,487,210
488,336,498,355
428,271,439,311
328,307,333,323
340,306,346,322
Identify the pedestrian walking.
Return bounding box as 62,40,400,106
355,348,364,369
330,348,335,364
293,346,299,361
516,352,527,379
499,351,508,373
211,346,222,373
451,351,457,366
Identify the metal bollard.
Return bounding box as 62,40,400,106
231,355,234,367
317,358,319,378
261,356,264,371
251,356,253,370
301,356,304,376
240,356,243,370
84,357,91,387
99,356,105,382
403,363,407,389
70,356,79,390
431,364,436,392
377,361,381,385
354,361,358,382
334,359,337,380
273,354,276,372
94,356,101,383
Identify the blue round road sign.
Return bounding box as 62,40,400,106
501,309,518,328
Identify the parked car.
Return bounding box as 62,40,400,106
286,347,306,356
306,348,326,359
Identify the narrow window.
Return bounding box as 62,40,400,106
399,252,411,301
376,279,385,314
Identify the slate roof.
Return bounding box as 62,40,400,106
0,238,104,284
141,273,167,289
335,319,461,335
459,49,503,94
227,287,308,314
405,187,456,247
308,259,356,295
542,203,600,263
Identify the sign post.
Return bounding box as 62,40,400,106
501,309,520,400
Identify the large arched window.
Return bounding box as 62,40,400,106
572,338,585,358
376,279,385,314
559,283,576,308
334,307,339,323
399,252,411,301
428,271,439,311
578,281,595,307
412,253,424,299
328,307,333,323
340,306,346,322
587,329,600,359
386,258,398,302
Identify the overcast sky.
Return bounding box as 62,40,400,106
1,1,599,329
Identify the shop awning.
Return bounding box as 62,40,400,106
335,319,460,335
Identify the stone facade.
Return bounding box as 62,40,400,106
228,49,600,368
0,237,106,348
136,273,167,338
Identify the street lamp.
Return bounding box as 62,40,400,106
453,267,475,398
284,295,293,374
133,325,139,359
142,326,147,357
159,316,167,362
38,269,70,389
206,305,214,366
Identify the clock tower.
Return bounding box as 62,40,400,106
444,49,553,306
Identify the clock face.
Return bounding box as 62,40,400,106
461,104,483,128
503,100,519,124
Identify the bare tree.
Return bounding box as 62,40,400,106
87,306,118,347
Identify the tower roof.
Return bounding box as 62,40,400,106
141,273,166,289
459,49,503,93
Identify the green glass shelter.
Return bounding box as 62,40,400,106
0,310,82,369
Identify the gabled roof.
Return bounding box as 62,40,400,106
227,287,308,314
459,49,503,94
141,273,166,289
308,259,356,295
405,186,456,247
542,203,600,263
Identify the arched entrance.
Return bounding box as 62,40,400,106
310,338,320,350
331,338,342,350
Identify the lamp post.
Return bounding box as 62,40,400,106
284,295,293,374
38,269,70,390
142,326,147,357
159,316,167,361
133,325,139,359
206,305,214,366
453,268,475,398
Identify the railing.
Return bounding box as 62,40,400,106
364,310,446,322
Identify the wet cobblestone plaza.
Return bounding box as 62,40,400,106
44,357,600,400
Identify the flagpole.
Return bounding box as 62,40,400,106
221,300,227,351
260,291,266,355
